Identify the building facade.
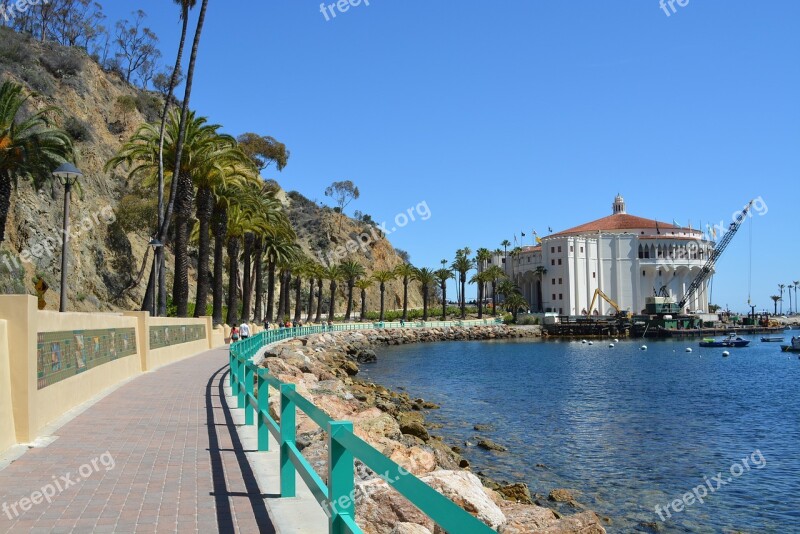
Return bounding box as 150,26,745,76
496,195,715,315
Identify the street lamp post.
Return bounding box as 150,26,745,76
53,163,83,313
148,238,163,317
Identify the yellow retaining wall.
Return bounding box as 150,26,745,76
0,296,228,450
34,310,142,440
0,321,15,453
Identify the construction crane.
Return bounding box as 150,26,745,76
654,200,754,314
588,288,631,318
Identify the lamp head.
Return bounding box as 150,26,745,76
52,163,83,186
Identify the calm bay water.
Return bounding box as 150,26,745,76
359,336,800,533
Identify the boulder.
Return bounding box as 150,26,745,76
388,446,437,476
355,478,435,534
400,420,430,442
497,502,559,533
419,470,506,529
548,489,576,503
534,511,606,533
477,438,507,452
390,524,432,534
498,482,533,504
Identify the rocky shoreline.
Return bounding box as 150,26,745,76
259,325,606,533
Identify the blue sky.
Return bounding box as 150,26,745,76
105,1,800,312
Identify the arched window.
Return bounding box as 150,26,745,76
638,244,644,259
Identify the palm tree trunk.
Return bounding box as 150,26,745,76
460,275,466,319
441,282,447,320
306,278,315,323
266,258,276,321
142,265,155,313
315,277,324,323
240,233,254,321
153,3,190,314
225,237,240,325
360,289,367,320
379,283,386,322
329,281,337,321
422,284,429,321
253,240,264,321
345,282,354,321
172,172,194,317
157,0,209,305
276,270,287,321
0,174,13,243
491,280,498,317
211,203,226,326
193,186,213,317
477,281,483,319
294,277,302,323
402,277,409,321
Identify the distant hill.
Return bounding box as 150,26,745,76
0,27,420,313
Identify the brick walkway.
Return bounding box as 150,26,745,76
0,348,275,534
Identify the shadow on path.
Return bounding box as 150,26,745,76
206,365,277,533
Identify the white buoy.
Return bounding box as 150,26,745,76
640,345,648,351
614,338,619,343
581,340,587,344
685,348,693,353
723,351,730,357
609,343,615,348
588,341,593,345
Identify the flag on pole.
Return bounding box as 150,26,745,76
521,231,526,237
513,234,518,245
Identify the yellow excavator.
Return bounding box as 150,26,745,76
587,289,632,318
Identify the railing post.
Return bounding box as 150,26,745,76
257,368,270,451
230,352,239,400
237,353,245,409
280,383,297,497
244,360,255,425
327,421,355,534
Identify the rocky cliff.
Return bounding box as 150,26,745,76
0,27,420,313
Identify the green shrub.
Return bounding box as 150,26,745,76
64,117,93,143
114,194,157,233
20,68,54,96
40,49,83,78
135,92,162,123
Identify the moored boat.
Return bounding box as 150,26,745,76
699,334,751,348
761,336,785,343
780,337,800,353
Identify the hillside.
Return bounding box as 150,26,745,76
0,27,421,315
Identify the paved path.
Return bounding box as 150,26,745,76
0,348,276,534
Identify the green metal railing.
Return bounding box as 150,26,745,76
228,321,499,533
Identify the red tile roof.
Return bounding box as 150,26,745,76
549,213,683,237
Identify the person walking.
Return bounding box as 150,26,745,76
240,322,251,340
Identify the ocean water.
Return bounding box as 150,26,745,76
359,336,800,533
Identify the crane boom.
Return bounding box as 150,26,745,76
678,200,754,309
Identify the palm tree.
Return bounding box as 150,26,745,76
153,0,197,315
372,270,396,322
415,268,436,321
323,264,342,322
263,236,298,322
355,279,373,321
470,271,490,319
434,268,454,320
109,111,256,317
509,246,523,278
794,281,799,315
451,250,475,319
778,284,786,315
475,248,492,303
498,279,520,302
533,266,548,312
315,267,327,323
156,0,211,308
305,262,322,323
340,260,366,321
394,263,417,321
500,240,511,274
770,295,781,316
1,81,74,242
484,265,506,317
504,293,529,323
292,258,309,323
789,283,794,316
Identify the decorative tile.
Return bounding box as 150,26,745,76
149,324,206,350
37,328,137,389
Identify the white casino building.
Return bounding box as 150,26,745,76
491,195,715,315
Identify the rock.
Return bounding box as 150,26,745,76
498,482,532,504
473,424,494,432
389,446,437,476
390,524,432,534
534,511,606,533
355,478,434,533
498,502,558,533
477,438,507,452
357,349,378,363
399,421,429,442
353,408,402,441
341,360,359,376
419,470,506,529
548,489,576,502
